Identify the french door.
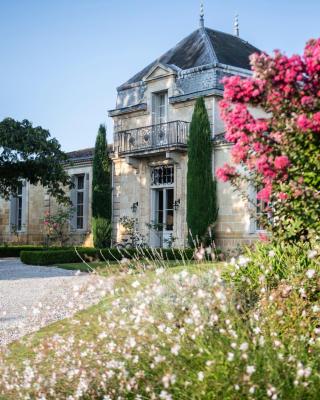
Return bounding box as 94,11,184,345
151,92,168,147
151,187,174,248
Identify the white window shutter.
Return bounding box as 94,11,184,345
70,176,77,231
83,173,90,231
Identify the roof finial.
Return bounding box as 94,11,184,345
234,14,239,37
200,2,204,28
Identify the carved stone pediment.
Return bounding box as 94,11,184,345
143,63,176,82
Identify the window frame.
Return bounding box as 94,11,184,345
70,173,89,232
151,165,174,187
152,91,168,126
10,181,26,233
249,184,271,234
75,175,85,230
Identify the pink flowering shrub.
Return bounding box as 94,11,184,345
43,207,73,246
216,39,320,242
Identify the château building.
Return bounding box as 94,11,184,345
109,15,263,249
0,14,265,249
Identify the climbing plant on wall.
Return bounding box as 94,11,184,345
92,124,112,248
187,97,217,246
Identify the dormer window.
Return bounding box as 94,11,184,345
152,91,168,125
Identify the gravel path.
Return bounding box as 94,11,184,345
0,258,113,346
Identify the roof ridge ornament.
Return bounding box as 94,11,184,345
200,1,204,28
234,14,239,37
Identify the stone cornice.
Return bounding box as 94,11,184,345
108,103,147,117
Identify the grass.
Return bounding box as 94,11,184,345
55,259,219,273
55,261,117,272
4,263,219,365
1,242,320,399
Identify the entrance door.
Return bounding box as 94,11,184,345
151,188,174,248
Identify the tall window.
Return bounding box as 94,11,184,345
152,91,168,125
256,196,269,231
249,185,270,233
76,175,85,230
10,181,26,232
154,188,174,231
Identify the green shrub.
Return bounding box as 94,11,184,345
92,217,112,248
20,248,99,265
0,245,73,258
20,247,197,265
224,240,320,310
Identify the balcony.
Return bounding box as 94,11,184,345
115,120,189,156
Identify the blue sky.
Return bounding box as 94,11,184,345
0,0,319,151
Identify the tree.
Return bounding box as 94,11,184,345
92,124,112,248
0,118,72,202
187,97,217,245
216,39,320,242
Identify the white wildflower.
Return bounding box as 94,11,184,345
246,365,256,375
197,371,204,381
240,342,248,352
238,256,250,266
308,250,317,259
171,344,180,356
227,352,234,361
159,390,172,400
306,269,316,279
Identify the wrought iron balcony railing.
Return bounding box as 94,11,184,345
115,120,189,155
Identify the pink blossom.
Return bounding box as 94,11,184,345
293,189,303,198
274,156,290,170
301,96,315,108
258,233,269,242
216,164,236,182
257,185,271,202
278,192,288,201
297,112,320,132
231,143,248,163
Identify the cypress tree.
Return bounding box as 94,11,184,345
187,97,217,245
92,124,112,247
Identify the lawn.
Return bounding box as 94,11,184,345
1,243,319,399
2,262,219,364
55,259,216,273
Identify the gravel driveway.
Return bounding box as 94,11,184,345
0,258,113,346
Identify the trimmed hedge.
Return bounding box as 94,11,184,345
0,246,96,258
20,247,196,266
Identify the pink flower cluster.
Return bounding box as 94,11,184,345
274,156,290,170
222,75,265,103
304,38,320,76
216,37,320,205
297,112,320,133
216,164,237,182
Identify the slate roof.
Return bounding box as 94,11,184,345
120,27,260,88
67,148,95,161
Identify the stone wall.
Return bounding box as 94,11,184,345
0,163,94,246
110,66,262,250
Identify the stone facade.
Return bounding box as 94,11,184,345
0,153,94,246
109,25,264,250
